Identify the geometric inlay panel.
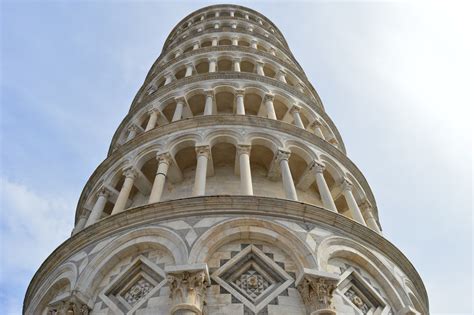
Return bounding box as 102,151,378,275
99,255,167,315
212,245,293,313
337,267,388,315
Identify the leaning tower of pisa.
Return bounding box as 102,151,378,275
24,4,428,315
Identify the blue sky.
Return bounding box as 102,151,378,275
1,1,472,314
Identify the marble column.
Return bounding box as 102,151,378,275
291,105,305,128
264,94,277,120
145,108,159,132
270,47,276,56
309,120,325,139
192,41,200,50
126,125,138,142
209,58,217,73
237,145,253,195
214,22,219,29
203,90,214,115
277,150,298,200
211,37,218,46
164,72,174,85
192,146,210,196
342,179,366,225
256,61,265,76
312,162,337,212
276,69,287,83
71,213,88,235
149,153,172,203
230,11,235,17
111,168,137,215
184,62,194,77
85,188,109,227
174,49,182,58
250,39,258,49
166,264,210,315
172,97,185,122
360,199,382,233
235,89,245,115
231,23,237,29
231,36,238,46
233,58,241,72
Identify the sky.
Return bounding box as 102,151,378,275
0,1,472,314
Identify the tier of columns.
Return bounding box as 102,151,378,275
127,93,331,145
83,147,381,234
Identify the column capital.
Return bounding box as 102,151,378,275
296,269,339,315
237,144,251,155
208,57,217,63
342,178,353,192
174,95,186,103
164,71,174,79
185,61,194,67
234,89,245,97
310,161,326,174
123,167,138,180
256,60,265,67
192,40,200,46
47,293,90,315
290,104,302,113
231,35,239,41
359,198,373,211
275,149,291,162
97,187,110,199
264,93,275,102
204,89,214,97
250,39,258,45
309,119,323,129
147,107,160,116
232,57,241,62
127,124,138,132
156,152,172,165
195,145,211,158
165,264,210,315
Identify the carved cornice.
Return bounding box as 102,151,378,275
24,196,428,314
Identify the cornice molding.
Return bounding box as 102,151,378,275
25,196,428,313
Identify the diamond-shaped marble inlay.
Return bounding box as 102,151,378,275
212,245,293,313
338,267,388,315
99,255,167,315
123,277,153,306
234,267,270,300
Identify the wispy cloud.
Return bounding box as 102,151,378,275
0,177,74,314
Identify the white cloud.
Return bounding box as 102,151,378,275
0,177,74,313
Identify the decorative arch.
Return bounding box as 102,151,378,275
75,227,188,302
318,236,410,310
188,218,318,274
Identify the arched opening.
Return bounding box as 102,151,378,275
215,91,234,114
219,38,232,46
201,40,212,48
217,59,232,72
187,93,206,116
238,40,250,47
161,100,178,122
273,98,288,120
195,60,209,74
263,65,276,78
174,67,186,80
207,142,238,195
244,93,262,116
240,60,255,73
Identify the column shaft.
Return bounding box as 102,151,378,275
313,165,337,212
342,181,366,225
278,152,297,200
172,99,184,122
85,191,108,227
145,110,159,131
265,96,277,120
236,93,245,115
149,156,171,203
204,92,213,115
192,147,209,196
111,171,136,215
238,146,253,195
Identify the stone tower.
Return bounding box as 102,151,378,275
24,4,428,315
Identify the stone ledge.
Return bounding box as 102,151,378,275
25,196,428,313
